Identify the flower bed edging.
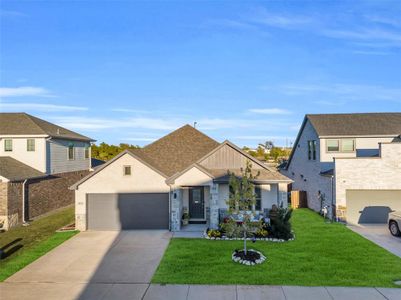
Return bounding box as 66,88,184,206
232,249,266,265
204,230,295,242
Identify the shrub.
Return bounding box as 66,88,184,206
220,219,242,238
255,228,269,238
270,207,293,240
207,229,222,238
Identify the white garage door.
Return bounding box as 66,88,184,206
346,190,401,225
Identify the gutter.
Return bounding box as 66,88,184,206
22,179,29,225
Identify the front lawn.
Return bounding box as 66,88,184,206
0,206,77,281
153,209,401,287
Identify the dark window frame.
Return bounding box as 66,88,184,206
308,140,317,160
27,139,35,152
68,145,75,160
4,139,12,152
123,165,132,176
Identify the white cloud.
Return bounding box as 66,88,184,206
112,108,153,113
124,137,157,142
235,135,292,140
248,108,292,115
0,10,27,17
248,8,313,29
1,102,87,112
50,116,182,131
273,83,401,102
0,86,53,97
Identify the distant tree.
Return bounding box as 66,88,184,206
259,140,274,151
91,142,140,161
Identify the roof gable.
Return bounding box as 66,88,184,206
0,113,94,142
141,124,220,176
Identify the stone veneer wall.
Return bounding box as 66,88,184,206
27,170,89,219
7,182,23,227
0,182,8,228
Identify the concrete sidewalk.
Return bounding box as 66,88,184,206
1,283,400,300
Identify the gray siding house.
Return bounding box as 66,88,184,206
281,113,401,224
0,113,94,230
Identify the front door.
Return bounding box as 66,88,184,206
189,187,205,220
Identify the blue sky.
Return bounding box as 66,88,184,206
1,1,400,147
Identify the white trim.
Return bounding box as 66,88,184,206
0,134,49,138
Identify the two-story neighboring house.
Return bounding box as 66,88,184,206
0,113,94,230
281,113,401,225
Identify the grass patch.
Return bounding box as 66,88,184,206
153,209,401,287
0,206,76,281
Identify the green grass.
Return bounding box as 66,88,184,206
153,209,401,287
0,206,77,281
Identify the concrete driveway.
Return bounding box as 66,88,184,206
348,224,401,258
0,230,172,300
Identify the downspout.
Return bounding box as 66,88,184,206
331,175,334,221
168,185,172,231
22,179,29,225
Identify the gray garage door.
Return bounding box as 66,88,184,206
87,193,169,230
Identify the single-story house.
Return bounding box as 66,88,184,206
71,125,292,231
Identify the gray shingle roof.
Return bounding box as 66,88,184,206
141,125,221,176
307,113,401,137
0,157,46,181
0,113,94,142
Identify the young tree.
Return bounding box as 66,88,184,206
226,161,260,255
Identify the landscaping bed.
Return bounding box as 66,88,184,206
153,209,401,287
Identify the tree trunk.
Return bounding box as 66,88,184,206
243,225,247,255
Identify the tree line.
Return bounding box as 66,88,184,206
91,142,140,161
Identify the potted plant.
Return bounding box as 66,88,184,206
182,212,190,226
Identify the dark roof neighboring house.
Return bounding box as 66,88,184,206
0,113,95,142
307,113,401,137
0,157,46,181
284,112,401,170
91,158,106,169
141,124,220,176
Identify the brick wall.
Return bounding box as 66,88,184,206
27,170,89,219
8,182,23,223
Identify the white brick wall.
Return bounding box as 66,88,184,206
335,142,401,207
281,119,333,211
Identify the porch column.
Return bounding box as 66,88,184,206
278,183,289,208
170,188,182,231
210,183,219,229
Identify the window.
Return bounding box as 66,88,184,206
68,145,74,160
84,146,90,159
327,139,340,152
307,140,316,160
4,139,12,152
341,139,355,152
27,139,35,151
254,186,262,211
123,165,131,176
